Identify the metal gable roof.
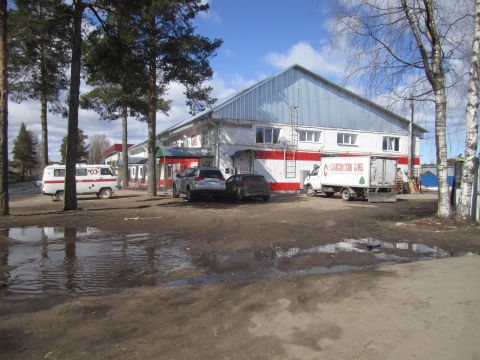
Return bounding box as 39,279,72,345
158,64,428,137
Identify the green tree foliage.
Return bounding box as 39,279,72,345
11,122,37,181
60,128,89,164
8,0,71,169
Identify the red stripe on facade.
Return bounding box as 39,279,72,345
270,182,301,191
255,150,320,161
254,150,420,165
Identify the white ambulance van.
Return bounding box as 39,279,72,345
42,164,119,201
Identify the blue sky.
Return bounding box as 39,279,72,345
7,0,470,164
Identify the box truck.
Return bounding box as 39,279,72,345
303,156,397,202
42,164,119,201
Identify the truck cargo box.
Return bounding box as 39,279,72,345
320,156,397,189
303,155,398,202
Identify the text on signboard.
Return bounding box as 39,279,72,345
329,163,364,172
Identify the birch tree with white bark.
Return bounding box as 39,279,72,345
456,0,479,220
326,0,476,218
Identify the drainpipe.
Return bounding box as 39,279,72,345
206,115,220,168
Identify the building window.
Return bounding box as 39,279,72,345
383,137,400,151
299,130,321,143
337,132,358,146
256,127,280,144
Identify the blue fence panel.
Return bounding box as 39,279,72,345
421,175,454,188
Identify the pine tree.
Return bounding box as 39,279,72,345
124,0,222,197
8,0,71,169
60,129,89,164
82,12,170,187
11,122,37,181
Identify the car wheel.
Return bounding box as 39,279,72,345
173,185,179,198
305,185,316,197
262,195,270,201
98,188,112,199
235,189,243,202
54,191,64,201
186,187,196,201
341,189,351,201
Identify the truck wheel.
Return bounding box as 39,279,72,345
305,185,316,197
325,191,335,197
341,189,351,201
173,185,179,198
98,188,112,199
55,191,64,201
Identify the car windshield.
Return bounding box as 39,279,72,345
200,170,223,179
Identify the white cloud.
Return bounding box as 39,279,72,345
264,41,346,80
197,0,221,24
221,48,235,58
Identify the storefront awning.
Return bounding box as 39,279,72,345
232,149,257,159
155,146,214,158
115,157,148,166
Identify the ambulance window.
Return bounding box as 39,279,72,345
76,168,88,176
100,168,112,176
54,169,65,177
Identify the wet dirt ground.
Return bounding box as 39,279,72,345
0,188,479,359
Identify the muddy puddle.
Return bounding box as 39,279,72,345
0,226,476,300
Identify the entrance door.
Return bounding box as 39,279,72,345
233,150,256,174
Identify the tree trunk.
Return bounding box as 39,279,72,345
457,0,480,220
434,87,451,217
122,104,129,189
63,0,83,211
41,92,48,168
402,0,451,217
147,23,157,197
0,0,8,216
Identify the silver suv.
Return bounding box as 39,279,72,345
173,167,226,201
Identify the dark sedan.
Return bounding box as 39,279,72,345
224,174,270,201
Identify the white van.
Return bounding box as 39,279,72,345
42,164,119,201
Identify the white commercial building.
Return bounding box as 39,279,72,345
129,64,427,191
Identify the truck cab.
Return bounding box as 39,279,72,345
303,164,322,197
